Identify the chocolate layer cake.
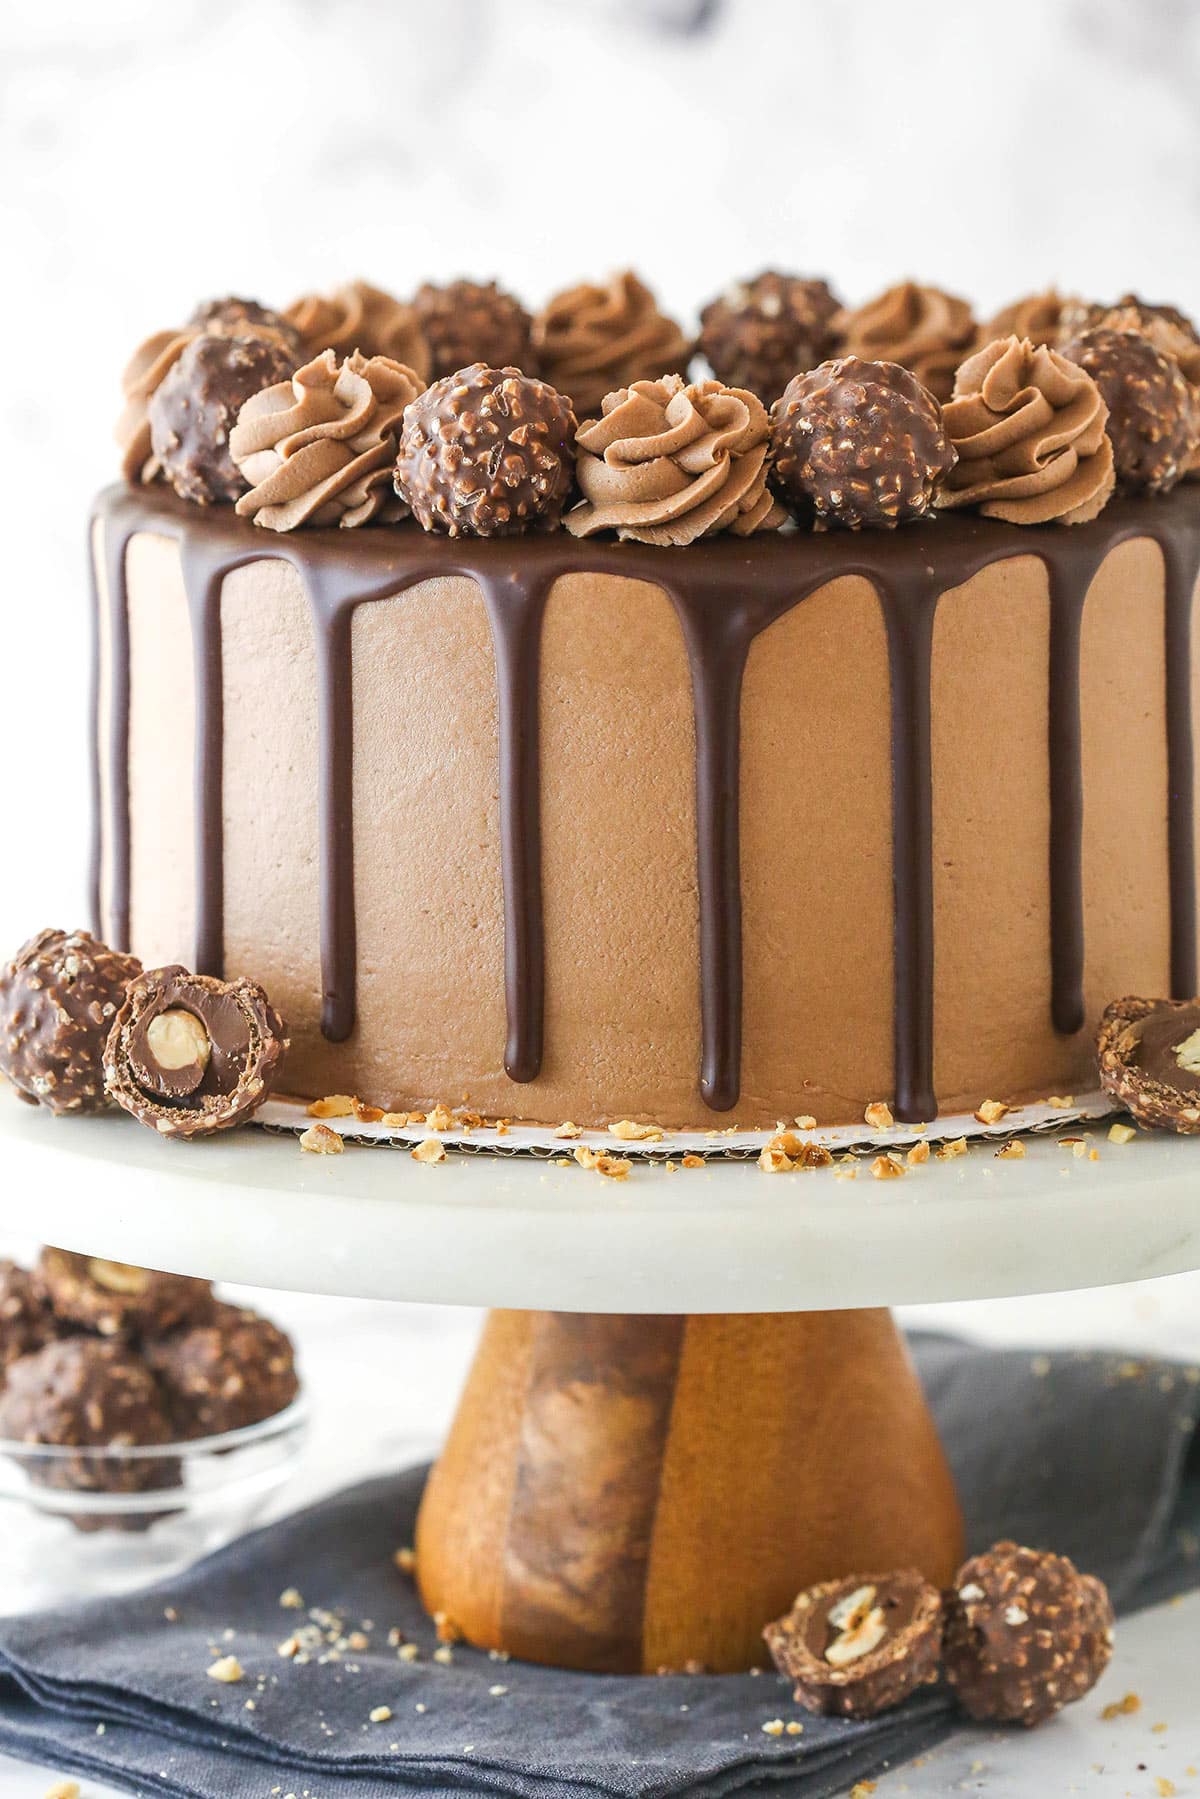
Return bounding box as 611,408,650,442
88,278,1200,1128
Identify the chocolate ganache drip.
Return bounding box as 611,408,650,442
89,483,1200,1120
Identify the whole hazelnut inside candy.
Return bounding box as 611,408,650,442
395,363,577,537
0,928,141,1115
188,295,303,354
149,332,298,505
943,1541,1114,1727
698,271,843,405
769,355,956,529
412,279,536,381
763,1568,943,1719
104,967,288,1138
1059,327,1195,494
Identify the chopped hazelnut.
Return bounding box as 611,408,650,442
864,1100,894,1130
759,1144,794,1173
1108,1121,1137,1145
906,1139,930,1166
609,1120,664,1142
307,1094,357,1118
207,1654,244,1683
995,1140,1026,1160
412,1139,446,1165
870,1153,904,1180
299,1123,343,1155
974,1099,1009,1126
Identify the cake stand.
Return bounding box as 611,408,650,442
4,1093,1200,1675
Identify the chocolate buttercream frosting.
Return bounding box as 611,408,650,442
115,328,200,484
531,272,691,416
231,349,423,530
979,290,1071,350
937,335,1115,525
284,280,430,377
836,281,976,402
566,375,785,546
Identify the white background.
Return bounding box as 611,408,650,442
3,1,1200,1792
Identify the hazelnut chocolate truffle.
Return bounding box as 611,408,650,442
1097,994,1200,1131
0,928,141,1115
412,279,536,381
146,1301,299,1437
395,364,577,537
763,1570,943,1719
104,967,288,1138
698,271,842,405
0,1337,175,1503
188,295,303,353
770,355,956,529
35,1247,213,1341
116,325,200,484
149,332,298,505
0,1260,58,1376
1059,326,1195,494
943,1541,1114,1727
1057,292,1200,351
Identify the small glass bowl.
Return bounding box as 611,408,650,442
0,1397,309,1601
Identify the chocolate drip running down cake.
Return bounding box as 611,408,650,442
87,483,1200,1127
88,279,1200,1129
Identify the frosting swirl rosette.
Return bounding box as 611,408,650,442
285,281,430,378
935,335,1115,525
230,349,423,530
835,281,976,402
566,375,785,546
115,327,200,482
532,272,691,416
979,290,1070,350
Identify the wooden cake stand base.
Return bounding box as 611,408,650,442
416,1308,964,1674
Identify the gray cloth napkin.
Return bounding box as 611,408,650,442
0,1333,1197,1799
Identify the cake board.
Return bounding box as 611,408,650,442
4,1093,1199,1672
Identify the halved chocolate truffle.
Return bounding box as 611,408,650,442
1097,994,1200,1131
763,1569,943,1718
104,968,288,1138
